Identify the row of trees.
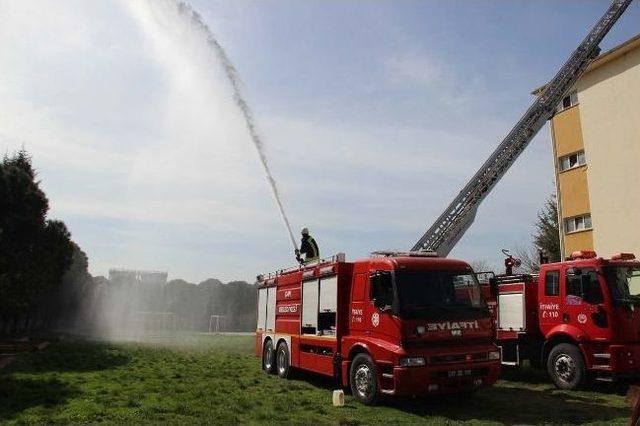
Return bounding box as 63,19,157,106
78,275,257,336
0,150,257,336
164,278,256,331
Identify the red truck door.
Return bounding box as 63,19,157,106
349,272,368,333
563,267,607,338
539,269,562,330
366,270,398,340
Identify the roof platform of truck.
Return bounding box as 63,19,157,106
257,253,347,285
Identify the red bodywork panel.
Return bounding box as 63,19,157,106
256,254,501,396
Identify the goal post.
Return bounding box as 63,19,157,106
208,315,226,333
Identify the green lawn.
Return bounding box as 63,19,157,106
0,334,632,425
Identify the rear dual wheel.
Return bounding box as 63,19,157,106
276,341,291,379
263,339,291,379
262,339,275,373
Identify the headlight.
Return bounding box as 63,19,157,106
488,350,501,361
399,357,426,367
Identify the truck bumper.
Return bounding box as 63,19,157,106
584,343,640,375
391,360,501,396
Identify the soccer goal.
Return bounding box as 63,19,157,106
208,315,226,333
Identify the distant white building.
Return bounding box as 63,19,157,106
108,269,168,286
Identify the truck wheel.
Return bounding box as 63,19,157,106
262,339,276,374
276,341,291,379
350,354,379,405
547,343,586,390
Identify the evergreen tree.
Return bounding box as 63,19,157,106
533,194,561,263
0,150,75,332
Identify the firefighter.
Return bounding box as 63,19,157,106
295,228,319,264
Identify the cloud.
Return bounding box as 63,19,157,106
385,51,443,89
0,0,554,281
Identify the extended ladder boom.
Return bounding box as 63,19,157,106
412,0,633,256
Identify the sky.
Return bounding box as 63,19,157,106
0,0,638,283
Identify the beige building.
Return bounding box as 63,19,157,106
535,34,640,259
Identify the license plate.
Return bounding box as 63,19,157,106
447,369,473,378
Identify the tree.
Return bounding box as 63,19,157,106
514,194,561,274
0,150,75,333
533,194,561,263
469,260,493,273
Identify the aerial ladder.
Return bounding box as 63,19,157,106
412,0,633,256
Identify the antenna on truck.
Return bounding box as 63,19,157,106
411,0,633,257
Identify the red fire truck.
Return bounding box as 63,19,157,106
485,250,640,390
255,252,501,404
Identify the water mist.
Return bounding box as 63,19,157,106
171,1,299,252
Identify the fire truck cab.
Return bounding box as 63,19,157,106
256,252,501,404
487,251,640,389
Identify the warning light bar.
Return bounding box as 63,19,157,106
371,251,439,258
570,250,597,260
611,252,636,261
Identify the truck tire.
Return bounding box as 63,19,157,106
262,339,276,374
350,354,379,405
547,343,586,390
276,341,291,379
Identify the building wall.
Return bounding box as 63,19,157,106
575,45,640,258
551,104,594,256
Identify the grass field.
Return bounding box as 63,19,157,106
0,334,633,425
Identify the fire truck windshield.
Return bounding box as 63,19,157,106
395,270,487,319
603,266,640,305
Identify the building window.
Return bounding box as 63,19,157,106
559,150,586,171
564,214,592,234
556,91,578,113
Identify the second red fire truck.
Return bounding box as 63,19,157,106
256,252,501,404
485,250,640,389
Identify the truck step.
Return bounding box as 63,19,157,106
380,389,395,395
382,373,394,379
595,376,614,382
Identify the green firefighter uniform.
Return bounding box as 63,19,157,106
300,235,319,263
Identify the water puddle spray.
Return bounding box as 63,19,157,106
169,1,299,252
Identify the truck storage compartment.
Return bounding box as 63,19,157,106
266,286,276,332
498,292,525,331
319,276,337,335
257,287,267,330
302,279,319,334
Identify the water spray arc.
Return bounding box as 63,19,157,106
174,1,299,252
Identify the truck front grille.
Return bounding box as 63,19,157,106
429,352,488,365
